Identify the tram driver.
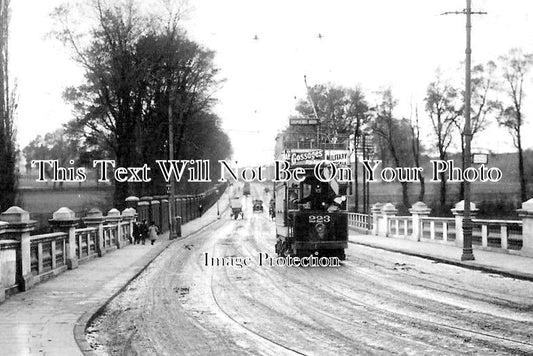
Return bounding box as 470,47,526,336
291,176,338,211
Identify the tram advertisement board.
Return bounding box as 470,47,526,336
282,149,324,166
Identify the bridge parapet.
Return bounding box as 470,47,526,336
0,184,227,303
349,199,530,257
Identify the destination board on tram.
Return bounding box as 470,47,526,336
289,118,319,126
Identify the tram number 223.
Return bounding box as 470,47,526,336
309,215,330,223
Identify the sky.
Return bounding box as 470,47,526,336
9,0,533,166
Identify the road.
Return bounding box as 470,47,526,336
88,184,533,355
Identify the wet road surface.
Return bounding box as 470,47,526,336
89,185,533,355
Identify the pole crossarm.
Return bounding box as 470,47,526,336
441,10,487,15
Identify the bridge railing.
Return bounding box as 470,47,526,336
0,183,227,303
420,217,456,242
348,198,533,258
348,213,372,231
30,232,69,282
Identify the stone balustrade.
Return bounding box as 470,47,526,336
348,198,533,257
0,183,228,303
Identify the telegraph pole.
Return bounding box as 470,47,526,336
442,0,486,261
168,94,177,240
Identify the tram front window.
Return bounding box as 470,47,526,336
296,177,336,211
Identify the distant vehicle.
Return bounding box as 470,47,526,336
253,199,263,212
243,182,251,196
230,196,244,220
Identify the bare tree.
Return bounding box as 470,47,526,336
425,73,462,214
497,48,533,202
372,89,413,213
346,87,372,212
53,0,228,206
454,61,499,199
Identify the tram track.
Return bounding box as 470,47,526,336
232,214,462,354
206,217,309,356
296,255,533,353
243,212,533,353
92,185,533,355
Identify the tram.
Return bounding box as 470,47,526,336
273,122,350,260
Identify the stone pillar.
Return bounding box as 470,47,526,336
380,203,398,237
140,196,153,222
121,208,136,244
175,216,182,238
125,196,140,210
160,199,169,232
371,202,383,236
49,207,79,270
0,207,36,291
137,201,149,223
517,198,533,257
176,197,183,223
451,200,478,248
150,199,161,228
409,202,431,242
106,208,122,248
83,208,106,257
0,221,8,301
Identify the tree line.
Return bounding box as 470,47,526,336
22,0,232,209
291,49,532,215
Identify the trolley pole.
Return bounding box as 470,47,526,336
442,0,486,261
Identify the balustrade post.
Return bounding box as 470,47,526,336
83,208,105,257
49,207,79,270
409,202,430,242
0,207,36,291
0,221,8,301
140,196,153,222
481,225,488,248
160,199,169,232
106,208,122,248
451,200,478,248
380,203,398,237
371,203,383,236
125,196,140,210
517,198,533,257
137,201,149,223
500,225,508,250
121,208,136,245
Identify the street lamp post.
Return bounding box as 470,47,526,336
442,0,485,260
216,189,220,219
168,94,177,240
462,0,475,261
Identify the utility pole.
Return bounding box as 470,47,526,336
442,0,486,261
168,94,177,240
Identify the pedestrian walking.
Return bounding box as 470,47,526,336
148,221,159,245
132,221,141,244
140,220,148,245
198,204,203,216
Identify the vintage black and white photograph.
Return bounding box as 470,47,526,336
0,0,533,355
